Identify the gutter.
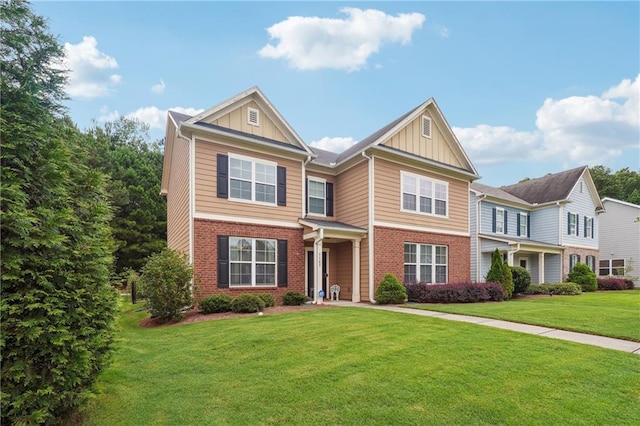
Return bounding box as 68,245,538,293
362,150,375,303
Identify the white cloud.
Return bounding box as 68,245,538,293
310,136,357,153
258,8,425,71
98,105,120,123
151,79,166,94
454,74,640,167
61,36,122,98
127,106,204,129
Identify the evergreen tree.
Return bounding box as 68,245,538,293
485,249,504,284
502,260,514,300
1,1,118,423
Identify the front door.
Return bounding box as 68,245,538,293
306,251,327,299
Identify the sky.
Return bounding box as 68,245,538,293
33,0,639,186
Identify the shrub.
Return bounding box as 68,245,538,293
567,263,597,292
376,273,407,304
282,291,309,306
485,249,504,284
405,282,504,303
138,248,194,322
525,283,582,295
255,294,276,308
230,294,266,313
511,266,531,295
502,261,514,300
597,277,635,290
199,294,233,314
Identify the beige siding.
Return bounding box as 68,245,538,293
194,140,302,222
166,129,191,255
305,171,337,221
374,158,469,234
335,160,369,228
333,242,353,300
210,101,290,145
384,112,463,169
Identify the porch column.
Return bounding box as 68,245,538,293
538,252,545,284
352,238,361,302
313,230,324,304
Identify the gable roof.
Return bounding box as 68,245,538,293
500,166,587,204
470,182,531,206
602,197,640,209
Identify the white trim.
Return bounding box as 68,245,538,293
228,237,277,287
563,242,599,250
189,135,195,264
228,153,277,206
602,197,640,209
568,211,578,236
400,170,449,219
421,115,432,139
495,207,505,234
518,212,528,237
374,220,470,237
518,256,529,271
194,212,302,228
403,242,448,284
373,146,479,181
247,107,260,127
306,176,327,217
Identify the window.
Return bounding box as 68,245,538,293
585,255,596,272
308,178,326,215
229,155,276,204
403,243,447,284
229,237,276,286
496,208,505,234
518,213,528,237
247,107,259,126
569,254,580,272
421,115,432,138
401,172,448,217
568,212,578,236
599,259,625,276
585,217,593,238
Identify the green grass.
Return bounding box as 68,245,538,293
406,290,640,341
78,299,640,425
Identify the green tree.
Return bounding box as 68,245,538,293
502,261,514,300
485,249,504,284
1,1,118,423
590,166,640,204
567,263,597,292
86,117,167,273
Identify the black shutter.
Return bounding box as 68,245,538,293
305,179,309,215
492,208,496,233
217,235,229,288
567,212,571,234
576,214,579,236
584,217,587,237
517,214,521,236
277,239,288,287
591,219,594,239
277,166,286,206
217,154,228,199
326,183,334,217
527,215,531,238
503,210,508,234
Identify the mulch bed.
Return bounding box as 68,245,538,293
139,303,335,328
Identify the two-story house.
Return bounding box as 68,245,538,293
470,167,604,284
161,87,479,304
599,198,640,285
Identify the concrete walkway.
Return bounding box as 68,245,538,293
324,301,640,354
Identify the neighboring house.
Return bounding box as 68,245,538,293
161,86,479,304
470,167,604,284
599,198,640,285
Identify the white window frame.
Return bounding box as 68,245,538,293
403,243,448,284
228,154,277,206
247,107,260,126
421,115,432,139
229,237,277,287
400,171,448,218
599,259,626,276
568,212,578,236
519,213,528,237
569,254,579,272
496,208,505,234
307,177,326,216
585,216,593,238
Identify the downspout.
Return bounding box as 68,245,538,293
475,194,487,281
362,151,375,303
508,243,521,267
302,155,312,218
557,201,563,278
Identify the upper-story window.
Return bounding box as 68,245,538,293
229,154,276,204
307,178,326,216
496,208,505,233
568,212,578,236
518,213,528,237
401,171,448,217
585,217,594,238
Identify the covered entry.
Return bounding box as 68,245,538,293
300,218,367,303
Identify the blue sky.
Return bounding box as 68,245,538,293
34,1,639,186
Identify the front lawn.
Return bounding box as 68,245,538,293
407,290,640,341
78,300,640,425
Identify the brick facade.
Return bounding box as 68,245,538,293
562,247,599,280
373,226,471,288
193,219,305,304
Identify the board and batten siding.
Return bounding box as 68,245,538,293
194,140,302,223
562,175,599,249
373,158,469,234
166,131,191,254
383,112,464,169
209,100,290,145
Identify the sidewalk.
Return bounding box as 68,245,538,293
325,301,640,354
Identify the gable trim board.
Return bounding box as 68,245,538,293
374,221,470,237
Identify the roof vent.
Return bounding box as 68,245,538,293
422,115,432,139
248,107,259,126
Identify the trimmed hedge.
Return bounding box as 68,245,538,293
255,294,276,308
230,294,266,313
199,294,233,314
525,283,582,295
597,277,635,290
405,282,504,304
283,291,309,306
511,266,531,295
375,273,407,304
567,263,597,292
